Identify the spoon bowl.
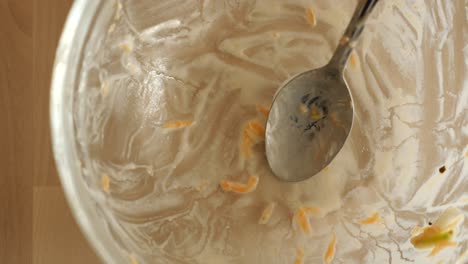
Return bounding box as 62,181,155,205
265,0,380,182
266,66,353,182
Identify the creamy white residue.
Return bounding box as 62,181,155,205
76,0,468,263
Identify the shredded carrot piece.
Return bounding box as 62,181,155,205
350,52,358,67
324,232,337,264
294,247,305,264
247,121,266,140
259,203,276,224
220,181,231,190
240,120,265,157
163,120,193,129
304,206,321,216
359,212,382,225
220,176,259,194
257,105,270,117
306,7,317,27
429,240,457,257
102,174,110,193
296,207,313,235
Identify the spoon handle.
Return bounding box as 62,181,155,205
329,0,380,71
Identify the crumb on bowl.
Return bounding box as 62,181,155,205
324,232,337,264
220,176,259,194
259,202,276,224
102,174,110,193
359,212,383,225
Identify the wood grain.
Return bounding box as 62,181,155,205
32,0,73,187
0,0,100,263
0,0,33,263
33,187,99,264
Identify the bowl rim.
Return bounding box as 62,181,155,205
50,0,124,263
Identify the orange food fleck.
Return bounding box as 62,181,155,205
257,105,270,117
306,7,317,27
163,120,193,129
359,212,382,225
259,202,276,224
240,120,265,157
296,207,313,235
220,176,259,194
294,247,305,264
429,240,457,257
324,232,337,264
350,52,358,67
102,174,110,193
220,181,231,190
247,121,266,140
304,206,321,216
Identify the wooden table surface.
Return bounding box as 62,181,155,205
1,1,100,263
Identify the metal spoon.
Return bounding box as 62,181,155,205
265,0,380,182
